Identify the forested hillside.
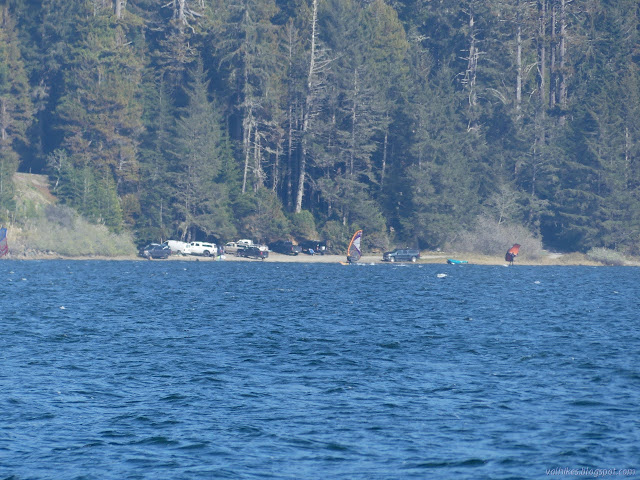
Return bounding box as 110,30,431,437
1,0,639,253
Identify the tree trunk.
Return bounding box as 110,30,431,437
537,0,546,107
467,15,477,109
0,98,7,142
559,0,568,111
296,140,307,212
381,126,388,187
536,0,547,147
286,22,295,209
463,9,479,132
516,12,522,113
253,127,262,192
549,2,556,108
295,0,318,213
287,104,293,209
178,0,186,24
114,0,125,19
242,118,252,193
624,126,630,187
349,68,358,178
272,143,280,192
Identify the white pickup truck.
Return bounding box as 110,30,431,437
186,241,217,257
162,240,218,257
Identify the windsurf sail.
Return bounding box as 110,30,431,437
505,243,520,264
0,228,8,258
346,230,363,263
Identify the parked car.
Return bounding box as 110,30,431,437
140,243,171,259
237,239,254,247
269,240,302,255
382,248,421,263
187,241,217,257
224,241,241,253
236,246,269,260
299,240,327,255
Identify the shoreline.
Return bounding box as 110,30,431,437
2,251,638,266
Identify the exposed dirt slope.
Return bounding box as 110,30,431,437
13,172,57,208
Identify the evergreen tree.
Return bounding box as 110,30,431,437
3,0,640,253
360,0,409,188
242,187,290,241
53,3,145,229
404,64,479,248
0,5,33,220
212,0,281,194
136,77,176,242
172,58,235,241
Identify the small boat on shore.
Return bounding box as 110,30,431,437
447,259,468,264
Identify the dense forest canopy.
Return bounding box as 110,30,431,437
1,0,639,253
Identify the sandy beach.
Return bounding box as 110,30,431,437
223,249,640,266
127,251,638,266
222,252,608,266
4,248,638,266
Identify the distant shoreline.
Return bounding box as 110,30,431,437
3,251,638,266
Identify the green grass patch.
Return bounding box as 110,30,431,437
586,247,627,266
11,205,136,257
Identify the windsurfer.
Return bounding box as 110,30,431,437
345,230,363,265
0,227,8,258
505,243,520,265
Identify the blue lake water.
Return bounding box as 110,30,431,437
1,260,639,479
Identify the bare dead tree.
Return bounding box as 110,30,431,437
294,0,319,213
114,0,126,19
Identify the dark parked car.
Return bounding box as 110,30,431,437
299,240,327,255
269,240,302,255
382,248,420,263
140,243,171,259
237,246,269,260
